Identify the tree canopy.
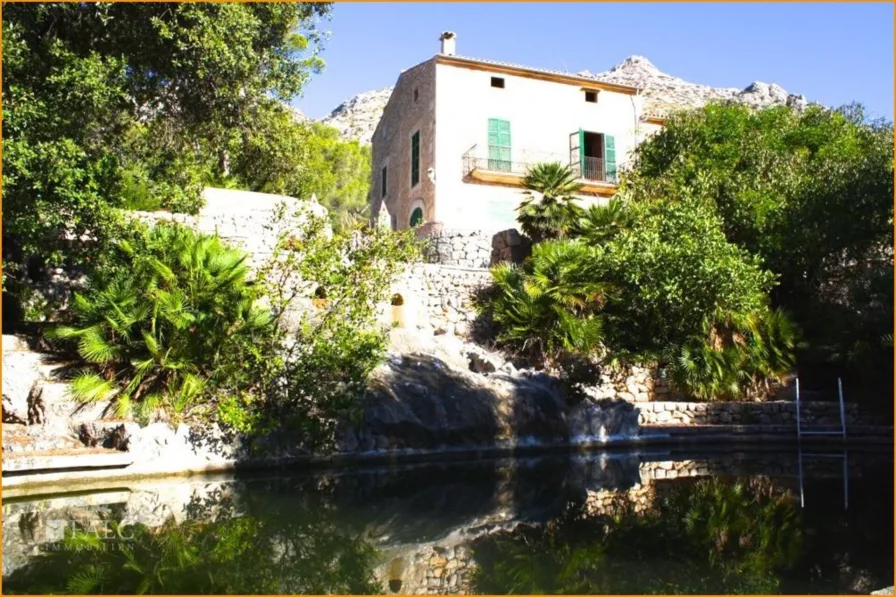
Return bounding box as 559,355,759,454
2,2,374,289
625,102,894,405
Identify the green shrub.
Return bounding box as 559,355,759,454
668,308,799,401
50,223,273,421
482,240,607,365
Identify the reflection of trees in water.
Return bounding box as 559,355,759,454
470,477,804,595
3,491,383,595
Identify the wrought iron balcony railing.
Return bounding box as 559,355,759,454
462,145,617,184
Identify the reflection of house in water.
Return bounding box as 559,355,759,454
369,31,667,234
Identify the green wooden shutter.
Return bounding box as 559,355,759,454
569,130,583,177
411,132,420,186
604,135,617,183
488,118,511,171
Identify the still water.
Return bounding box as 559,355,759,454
2,448,892,595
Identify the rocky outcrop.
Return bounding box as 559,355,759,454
319,87,393,145
583,55,809,118
340,353,638,453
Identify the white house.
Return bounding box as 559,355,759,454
369,32,665,233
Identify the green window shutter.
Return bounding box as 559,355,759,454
488,118,511,172
410,207,424,227
381,166,387,197
569,130,583,177
604,135,617,183
411,132,420,187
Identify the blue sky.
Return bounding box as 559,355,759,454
294,2,894,122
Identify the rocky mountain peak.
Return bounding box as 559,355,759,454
609,55,661,76
319,87,394,145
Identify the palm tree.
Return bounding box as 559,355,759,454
50,223,273,420
517,162,585,243
573,196,632,243
488,240,608,364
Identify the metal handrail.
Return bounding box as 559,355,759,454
795,376,848,438
795,376,849,510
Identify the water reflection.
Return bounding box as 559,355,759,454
470,477,803,594
2,450,892,595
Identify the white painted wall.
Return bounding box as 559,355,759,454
433,63,644,231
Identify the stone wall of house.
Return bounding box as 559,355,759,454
637,400,859,427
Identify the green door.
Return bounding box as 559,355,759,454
409,207,424,228
603,135,617,183
488,118,511,171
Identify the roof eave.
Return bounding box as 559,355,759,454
434,54,641,95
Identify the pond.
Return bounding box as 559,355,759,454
2,448,892,595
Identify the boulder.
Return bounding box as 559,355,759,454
2,351,46,424
347,354,569,452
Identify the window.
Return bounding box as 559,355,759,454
381,166,387,197
487,118,511,171
585,90,598,103
569,130,616,183
409,207,424,228
491,77,505,88
413,88,419,102
410,131,420,187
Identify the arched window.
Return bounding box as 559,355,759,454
409,207,424,228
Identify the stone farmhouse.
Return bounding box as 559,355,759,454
369,31,666,234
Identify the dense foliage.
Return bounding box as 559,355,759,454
49,224,273,422
481,196,788,399
626,103,894,405
217,206,421,450
484,102,891,403
46,205,418,447
3,2,373,327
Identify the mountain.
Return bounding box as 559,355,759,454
579,55,808,118
318,87,393,145
310,55,808,144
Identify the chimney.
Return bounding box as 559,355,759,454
439,31,456,56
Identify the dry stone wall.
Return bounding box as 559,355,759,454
392,264,491,336
420,229,494,269
132,187,328,271
418,228,531,269
638,400,858,427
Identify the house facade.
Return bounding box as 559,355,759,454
370,32,664,233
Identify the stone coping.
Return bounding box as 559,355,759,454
3,424,891,492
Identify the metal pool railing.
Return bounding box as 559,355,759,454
795,376,849,510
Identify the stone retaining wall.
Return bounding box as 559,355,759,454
638,400,858,427
391,265,492,336
419,229,494,269
133,187,327,271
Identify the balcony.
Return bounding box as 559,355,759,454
461,145,619,196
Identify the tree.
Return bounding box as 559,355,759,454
625,102,894,407
516,163,586,243
231,116,372,232
2,2,332,296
